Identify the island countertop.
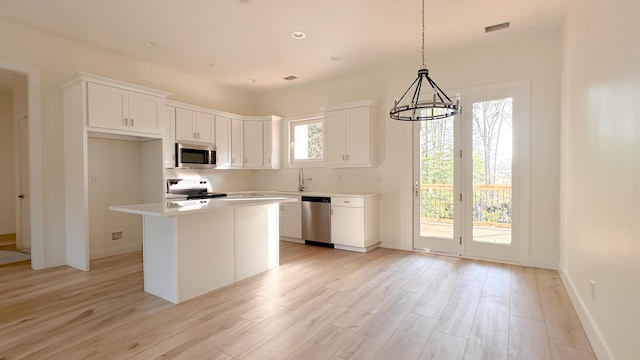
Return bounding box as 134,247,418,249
109,195,297,217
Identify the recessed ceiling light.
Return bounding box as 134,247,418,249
485,22,510,33
202,63,214,68
330,56,341,61
283,75,298,81
143,41,158,48
291,31,306,40
247,79,256,83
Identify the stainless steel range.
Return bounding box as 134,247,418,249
166,178,227,200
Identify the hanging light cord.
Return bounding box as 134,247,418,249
421,0,426,69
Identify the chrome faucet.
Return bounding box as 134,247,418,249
298,168,311,192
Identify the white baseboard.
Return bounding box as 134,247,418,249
90,243,142,260
334,242,380,253
280,237,304,244
559,267,614,360
526,254,559,270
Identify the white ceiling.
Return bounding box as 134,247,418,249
0,0,571,93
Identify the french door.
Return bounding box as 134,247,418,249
413,80,529,263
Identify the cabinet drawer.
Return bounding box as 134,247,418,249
331,197,364,208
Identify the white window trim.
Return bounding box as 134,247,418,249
286,113,325,168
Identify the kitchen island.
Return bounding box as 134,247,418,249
110,196,297,304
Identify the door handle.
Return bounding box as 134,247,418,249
18,194,24,199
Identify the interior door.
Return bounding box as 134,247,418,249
16,115,30,250
413,114,463,255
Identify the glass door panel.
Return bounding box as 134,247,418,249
414,116,462,255
471,98,513,245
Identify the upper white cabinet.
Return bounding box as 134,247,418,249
227,116,281,169
164,106,176,168
263,119,281,169
325,101,375,167
175,107,214,143
87,82,164,135
231,118,244,167
243,120,264,167
215,115,232,167
165,100,282,170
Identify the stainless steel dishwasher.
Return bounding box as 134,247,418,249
301,196,332,247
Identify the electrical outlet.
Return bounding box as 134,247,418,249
91,175,99,185
111,231,123,241
590,280,596,300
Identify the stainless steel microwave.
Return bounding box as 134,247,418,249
175,142,216,169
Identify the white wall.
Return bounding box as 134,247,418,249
0,19,255,266
0,91,16,234
253,30,562,268
88,138,143,259
561,1,640,359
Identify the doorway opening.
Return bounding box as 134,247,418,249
0,69,30,266
0,61,43,269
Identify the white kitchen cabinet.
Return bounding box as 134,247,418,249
175,108,214,143
243,120,264,167
87,82,163,135
262,118,282,169
263,120,273,168
325,103,374,167
231,118,244,167
279,200,302,239
166,99,280,170
62,72,169,271
163,106,176,168
215,115,232,167
331,195,380,252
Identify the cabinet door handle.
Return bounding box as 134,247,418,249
346,154,349,161
124,118,128,126
130,119,134,127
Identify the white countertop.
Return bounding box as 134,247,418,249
230,190,380,198
110,195,297,217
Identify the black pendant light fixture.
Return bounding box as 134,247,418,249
390,0,461,121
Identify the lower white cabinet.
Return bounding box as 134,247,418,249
279,200,302,239
331,196,380,252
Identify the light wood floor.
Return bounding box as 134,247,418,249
0,234,30,268
0,242,596,360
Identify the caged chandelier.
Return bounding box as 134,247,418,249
389,0,461,121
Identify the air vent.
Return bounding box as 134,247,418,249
283,75,298,81
485,22,510,33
